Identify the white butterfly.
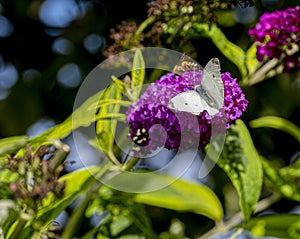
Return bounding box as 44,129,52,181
168,58,224,116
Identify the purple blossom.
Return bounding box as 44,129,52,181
126,70,248,151
248,6,300,72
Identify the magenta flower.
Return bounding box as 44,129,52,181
248,6,300,72
126,70,248,151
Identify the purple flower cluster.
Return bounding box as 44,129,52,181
248,6,300,72
126,70,248,151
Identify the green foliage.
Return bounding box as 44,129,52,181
131,49,146,101
245,214,300,238
96,81,123,164
250,116,300,143
212,120,263,222
0,136,29,157
261,157,300,201
134,174,223,221
197,24,248,78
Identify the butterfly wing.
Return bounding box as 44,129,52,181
197,58,224,114
173,54,201,75
168,91,204,115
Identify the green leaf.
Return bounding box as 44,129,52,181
196,24,247,77
117,235,146,239
0,169,18,184
131,49,145,101
214,120,263,222
261,157,300,201
110,214,133,237
131,16,155,45
245,214,300,239
0,136,29,156
0,200,19,235
133,174,223,221
250,116,300,143
245,43,260,75
96,81,123,164
31,90,105,142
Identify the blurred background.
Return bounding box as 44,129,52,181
0,0,299,165
0,0,147,136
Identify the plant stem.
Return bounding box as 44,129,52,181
9,217,28,239
61,164,111,239
242,59,279,87
198,193,281,239
121,156,140,171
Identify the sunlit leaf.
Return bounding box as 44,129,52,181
131,49,145,101
213,120,263,222
96,81,123,164
245,43,260,75
195,24,247,77
30,90,105,142
0,136,29,156
0,169,18,184
250,116,300,143
245,214,300,239
110,213,133,237
134,174,223,221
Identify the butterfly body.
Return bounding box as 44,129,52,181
168,57,224,116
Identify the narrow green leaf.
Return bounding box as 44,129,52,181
250,116,300,143
131,49,145,101
0,136,29,156
30,90,105,142
96,82,122,163
111,75,127,93
245,214,300,239
214,120,263,222
89,99,132,110
134,174,223,221
199,24,247,77
131,16,155,45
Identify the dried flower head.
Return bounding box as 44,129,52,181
3,145,66,209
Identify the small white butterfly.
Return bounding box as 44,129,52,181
168,57,224,116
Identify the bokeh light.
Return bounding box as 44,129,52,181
0,88,9,101
26,118,56,137
83,34,105,54
0,63,18,90
39,0,88,28
57,63,82,88
233,5,257,24
52,37,74,55
0,15,13,37
22,69,41,85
